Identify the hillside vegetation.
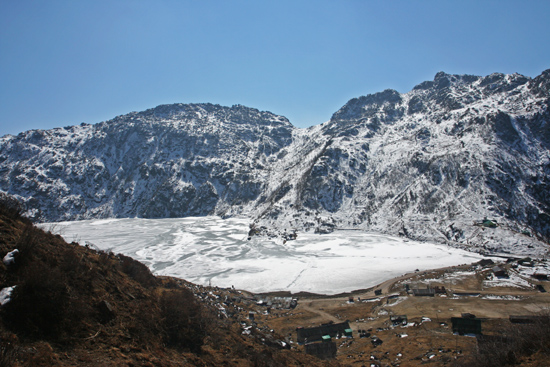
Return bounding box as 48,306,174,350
0,196,335,366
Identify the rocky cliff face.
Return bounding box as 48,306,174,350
1,70,549,256
0,103,293,220
247,70,550,255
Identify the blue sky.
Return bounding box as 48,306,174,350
1,0,549,136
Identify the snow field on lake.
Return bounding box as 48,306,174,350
46,217,486,295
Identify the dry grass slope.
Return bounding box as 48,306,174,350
0,196,335,366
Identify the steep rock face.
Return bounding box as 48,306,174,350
253,70,550,255
1,70,549,256
0,104,293,221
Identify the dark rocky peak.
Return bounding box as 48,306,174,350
479,72,506,87
433,71,480,90
147,103,192,118
322,89,403,138
358,89,402,105
412,80,435,91
226,104,292,127
433,71,452,89
330,89,402,123
528,68,550,98
133,103,229,121
412,72,479,92
478,72,530,94
411,72,481,112
106,103,292,133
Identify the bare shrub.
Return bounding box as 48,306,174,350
126,298,162,343
2,262,70,339
2,256,92,341
117,253,158,288
467,315,550,366
160,289,205,353
60,246,84,275
0,193,27,224
0,332,18,367
10,223,45,271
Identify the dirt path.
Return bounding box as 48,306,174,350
258,259,550,367
290,270,425,328
273,259,548,332
292,263,487,323
298,301,341,324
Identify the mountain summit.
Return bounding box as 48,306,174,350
1,70,549,256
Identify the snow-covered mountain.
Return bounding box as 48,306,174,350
1,70,549,256
254,70,550,256
0,104,293,220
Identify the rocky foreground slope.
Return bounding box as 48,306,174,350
0,198,335,366
1,70,549,256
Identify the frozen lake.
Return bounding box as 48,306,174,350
45,217,486,295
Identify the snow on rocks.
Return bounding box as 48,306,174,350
482,270,534,289
2,249,19,266
0,286,15,306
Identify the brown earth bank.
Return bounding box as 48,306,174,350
0,198,336,367
0,196,549,366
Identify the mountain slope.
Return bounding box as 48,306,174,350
248,70,550,255
0,103,293,221
1,70,549,256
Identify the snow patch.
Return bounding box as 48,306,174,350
0,286,15,306
2,249,19,266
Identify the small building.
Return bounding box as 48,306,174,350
254,295,297,309
509,315,550,324
390,315,408,326
478,259,494,267
453,292,481,297
482,219,497,228
492,266,508,277
412,288,435,297
451,316,482,335
374,289,382,296
371,336,383,346
296,321,352,345
532,273,549,281
358,330,370,338
434,286,446,294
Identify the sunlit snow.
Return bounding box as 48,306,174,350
46,217,486,295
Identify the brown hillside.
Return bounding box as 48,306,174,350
0,197,336,367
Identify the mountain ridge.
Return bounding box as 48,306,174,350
1,69,549,256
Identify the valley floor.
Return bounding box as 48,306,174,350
196,258,550,366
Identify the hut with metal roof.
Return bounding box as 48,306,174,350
296,321,352,345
